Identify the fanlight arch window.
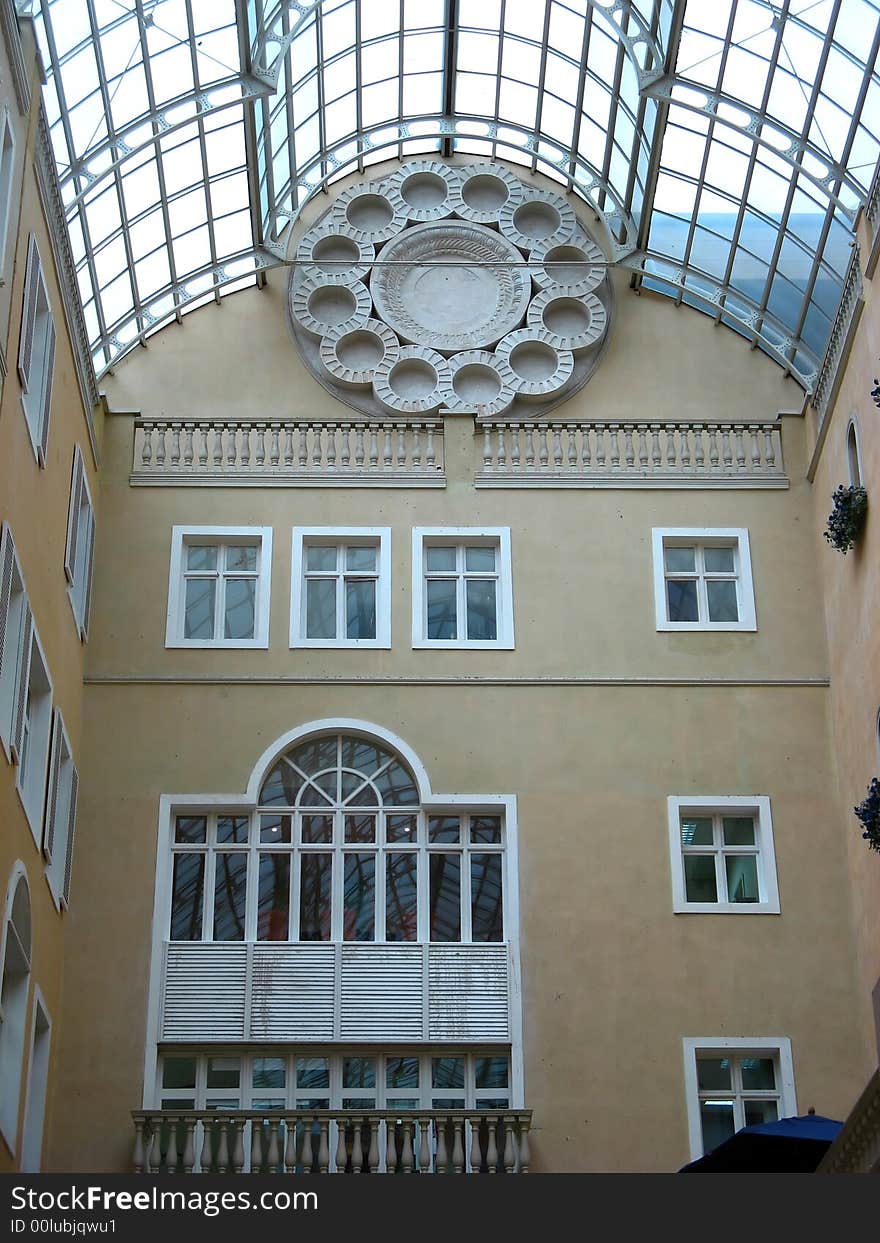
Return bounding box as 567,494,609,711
0,869,32,1150
169,733,505,946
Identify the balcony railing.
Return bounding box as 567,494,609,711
130,418,446,487
132,1109,531,1174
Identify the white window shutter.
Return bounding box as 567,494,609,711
43,709,63,862
62,765,78,908
0,527,14,681
10,600,32,763
64,449,84,585
17,233,40,388
37,316,55,465
79,511,95,639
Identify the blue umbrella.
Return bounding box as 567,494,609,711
679,1114,842,1172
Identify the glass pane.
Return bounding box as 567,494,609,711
224,578,256,640
306,545,337,571
471,853,503,941
226,545,257,572
664,545,695,572
425,546,456,571
475,1057,508,1089
471,816,501,843
217,816,249,844
744,1099,778,1126
429,816,460,843
684,855,718,902
466,579,497,640
259,762,306,807
293,737,338,778
301,814,333,843
429,853,461,941
170,853,204,940
725,855,759,903
343,853,375,941
345,578,376,639
341,738,390,775
681,817,713,846
306,577,336,639
704,546,734,573
297,1057,330,1090
386,853,418,941
213,852,248,941
258,854,290,940
706,579,739,622
741,1058,776,1091
700,1101,735,1153
343,1058,376,1088
374,761,419,805
162,1057,196,1089
667,579,699,622
207,1057,240,1089
260,814,292,844
465,546,495,571
346,545,376,571
723,817,755,845
299,854,332,940
426,577,457,639
697,1058,731,1090
432,1058,464,1089
175,815,206,844
253,1058,286,1090
386,814,417,842
184,576,215,639
345,814,376,842
186,545,217,571
386,1057,419,1089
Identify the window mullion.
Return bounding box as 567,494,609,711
337,568,345,641
246,822,258,941
204,833,216,942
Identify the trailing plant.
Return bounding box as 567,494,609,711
823,484,868,554
854,778,880,853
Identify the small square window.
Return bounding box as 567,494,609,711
413,528,514,649
166,526,272,648
668,796,779,914
652,528,756,631
683,1038,796,1160
291,527,390,648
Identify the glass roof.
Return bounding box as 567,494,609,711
27,0,880,389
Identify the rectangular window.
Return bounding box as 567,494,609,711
0,524,28,764
412,528,514,649
18,234,56,466
291,527,391,648
43,709,79,910
668,796,779,914
0,108,16,284
64,445,96,641
14,623,53,848
652,528,756,631
683,1038,795,1160
166,526,272,648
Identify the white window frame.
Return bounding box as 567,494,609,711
64,445,96,641
18,234,56,467
667,795,780,915
652,528,756,632
0,522,28,765
290,527,391,649
412,527,514,650
682,1037,796,1161
0,106,16,286
166,526,272,650
15,622,53,850
43,708,78,911
0,864,31,1156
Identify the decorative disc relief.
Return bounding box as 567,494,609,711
288,161,613,418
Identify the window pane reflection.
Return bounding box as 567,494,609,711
430,853,460,941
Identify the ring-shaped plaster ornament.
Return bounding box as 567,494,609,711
372,345,452,414
449,162,525,225
499,187,577,253
445,350,514,416
530,230,606,295
291,274,373,340
330,182,408,244
389,160,463,223
495,328,575,401
528,289,608,352
318,318,401,389
296,222,375,282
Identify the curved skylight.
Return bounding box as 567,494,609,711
29,0,880,389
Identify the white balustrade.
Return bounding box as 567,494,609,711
474,419,786,488
131,419,445,487
132,1109,532,1174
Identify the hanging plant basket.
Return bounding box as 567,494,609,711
823,484,868,554
854,778,880,852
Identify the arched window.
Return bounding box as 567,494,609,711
0,868,32,1151
847,418,862,489
169,732,505,946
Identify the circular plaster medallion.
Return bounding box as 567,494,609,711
530,230,606,295
372,345,452,413
389,160,462,223
499,187,576,252
331,182,408,244
290,274,373,339
318,318,401,388
296,223,375,282
445,350,514,416
495,328,575,401
528,289,608,351
449,163,525,224
370,220,532,353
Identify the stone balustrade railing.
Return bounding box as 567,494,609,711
474,419,786,488
130,419,446,487
132,1109,531,1174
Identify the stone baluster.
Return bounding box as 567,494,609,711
708,425,719,468
182,1118,195,1174
436,1118,449,1174
382,427,393,469
351,1120,364,1174
147,1123,161,1174
133,1119,146,1173
298,424,309,467
339,423,351,467
650,423,661,468
354,424,365,468
538,424,549,467
497,423,507,469
482,424,492,469
694,426,705,469
552,425,562,467
165,1120,178,1173
418,1118,431,1174
155,424,166,467
425,424,436,469
211,426,222,469
638,424,648,468
763,425,777,469
231,1119,245,1174
200,1118,213,1174
581,423,591,467
369,426,379,468
226,424,238,468
267,1121,280,1172
385,1119,396,1174
282,425,293,467
270,423,280,466
239,424,251,468
470,1117,483,1174
524,424,535,467
215,1121,229,1174
720,424,733,467
609,423,620,469
326,424,338,468
734,424,746,467
139,425,152,467
367,1118,380,1174
250,1119,263,1174
197,423,209,467
595,424,606,466
567,425,578,468
623,424,634,469
169,422,181,466
400,1120,413,1174
452,1118,464,1174
486,1118,498,1173
284,1120,298,1173
664,423,677,469
503,1117,517,1174
518,1118,531,1173
255,424,266,466
311,424,323,469
335,1120,348,1174
411,424,421,469
183,423,194,466
510,424,521,467
679,425,691,468
318,1119,330,1174
396,423,406,469
749,425,761,470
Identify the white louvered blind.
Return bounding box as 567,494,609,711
340,944,424,1041
17,233,40,386
162,944,248,1040
250,944,335,1040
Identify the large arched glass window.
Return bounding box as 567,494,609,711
169,733,505,946
0,869,32,1150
